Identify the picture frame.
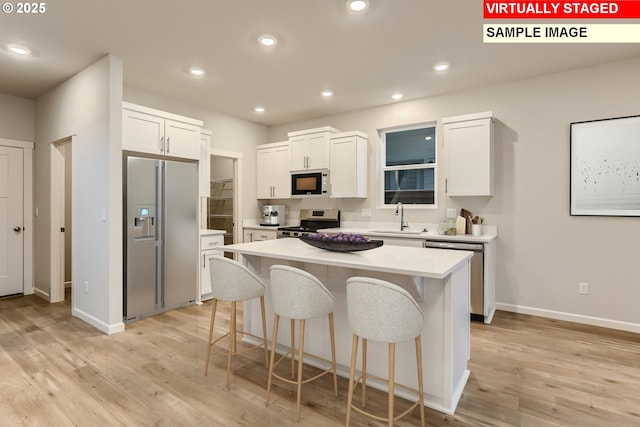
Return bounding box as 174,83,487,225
570,115,640,216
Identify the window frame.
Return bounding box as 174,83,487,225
377,121,438,209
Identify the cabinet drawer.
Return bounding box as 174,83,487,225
244,229,277,242
253,232,276,241
201,234,224,250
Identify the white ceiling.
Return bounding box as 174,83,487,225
1,0,639,126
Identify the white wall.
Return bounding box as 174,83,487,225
0,93,34,141
123,87,268,220
268,56,640,331
35,55,124,334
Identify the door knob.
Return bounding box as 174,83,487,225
14,226,22,232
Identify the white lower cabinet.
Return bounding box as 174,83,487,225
243,228,277,242
200,232,224,301
363,235,424,248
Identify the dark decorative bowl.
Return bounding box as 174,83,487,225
299,236,383,252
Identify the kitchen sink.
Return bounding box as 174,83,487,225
367,229,424,235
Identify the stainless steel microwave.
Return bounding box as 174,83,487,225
291,169,330,197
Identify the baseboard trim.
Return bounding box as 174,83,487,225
33,288,50,300
72,307,125,335
495,303,640,334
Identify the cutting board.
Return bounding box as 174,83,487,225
460,209,473,234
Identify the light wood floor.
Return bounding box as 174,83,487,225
1,294,639,427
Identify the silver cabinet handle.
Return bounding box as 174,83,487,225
166,136,170,153
159,136,164,152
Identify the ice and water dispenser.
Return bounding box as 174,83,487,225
133,206,155,240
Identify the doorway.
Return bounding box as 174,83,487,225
50,137,72,303
208,149,243,253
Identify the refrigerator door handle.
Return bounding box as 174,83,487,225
156,161,164,309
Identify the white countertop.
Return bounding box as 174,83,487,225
223,238,472,279
241,220,497,242
324,224,497,243
200,229,225,236
242,224,282,231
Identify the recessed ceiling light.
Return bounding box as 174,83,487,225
433,62,450,71
258,35,277,47
8,45,31,56
321,90,333,98
391,93,403,100
347,0,369,13
189,67,205,76
254,106,265,113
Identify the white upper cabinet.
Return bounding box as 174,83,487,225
330,131,368,198
288,126,339,171
122,102,202,160
443,111,494,196
256,141,291,199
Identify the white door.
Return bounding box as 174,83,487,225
0,146,23,296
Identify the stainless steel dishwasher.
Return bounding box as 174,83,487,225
424,240,485,322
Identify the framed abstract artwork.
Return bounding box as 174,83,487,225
570,115,640,216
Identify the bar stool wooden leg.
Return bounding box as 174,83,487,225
204,298,218,376
329,313,338,396
266,314,280,406
346,334,359,427
290,319,296,379
416,336,425,427
260,295,268,366
362,338,367,408
226,301,237,386
296,319,306,422
388,343,395,427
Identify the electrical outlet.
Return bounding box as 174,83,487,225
579,282,589,295
361,208,372,217
84,281,89,294
447,208,457,218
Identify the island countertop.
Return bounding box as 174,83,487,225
223,238,472,279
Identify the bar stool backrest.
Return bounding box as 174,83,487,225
269,265,335,320
210,257,265,301
346,277,424,343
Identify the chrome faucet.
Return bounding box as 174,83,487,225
395,202,409,231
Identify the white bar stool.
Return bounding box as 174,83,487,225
345,276,425,427
266,265,338,422
204,256,269,387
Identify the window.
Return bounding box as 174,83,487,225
379,123,436,206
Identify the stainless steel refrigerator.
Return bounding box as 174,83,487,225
124,156,198,323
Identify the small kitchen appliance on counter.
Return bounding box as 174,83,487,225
261,205,285,226
277,209,340,238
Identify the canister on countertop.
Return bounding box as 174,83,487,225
455,216,466,235
439,220,457,235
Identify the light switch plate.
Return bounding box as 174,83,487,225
361,208,372,217
447,208,457,218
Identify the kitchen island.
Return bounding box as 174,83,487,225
223,238,472,414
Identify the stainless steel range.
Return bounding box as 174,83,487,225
277,209,340,238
